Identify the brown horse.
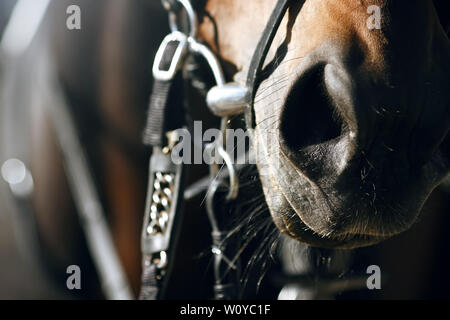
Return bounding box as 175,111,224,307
4,0,448,298
198,0,450,248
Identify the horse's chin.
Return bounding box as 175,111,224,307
260,176,389,249
259,154,439,249
259,154,444,249
271,204,388,249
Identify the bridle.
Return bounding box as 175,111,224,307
139,0,300,300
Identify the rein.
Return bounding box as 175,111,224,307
139,0,296,300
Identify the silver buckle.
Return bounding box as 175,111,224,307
152,31,188,81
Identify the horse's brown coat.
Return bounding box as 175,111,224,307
199,0,450,248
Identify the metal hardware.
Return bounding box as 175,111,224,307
206,84,248,117
188,38,249,118
189,39,225,86
164,0,197,39
142,148,184,255
205,144,239,201
152,31,188,81
139,139,186,300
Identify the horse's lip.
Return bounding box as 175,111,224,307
278,207,388,249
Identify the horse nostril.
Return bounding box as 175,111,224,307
280,65,343,153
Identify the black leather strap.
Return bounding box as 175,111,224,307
139,262,161,300
140,31,187,300
245,0,292,129
142,80,173,146
143,40,184,147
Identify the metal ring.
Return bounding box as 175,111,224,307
168,0,197,39
206,179,221,232
217,146,239,201
188,39,225,87
205,143,239,201
168,12,179,33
